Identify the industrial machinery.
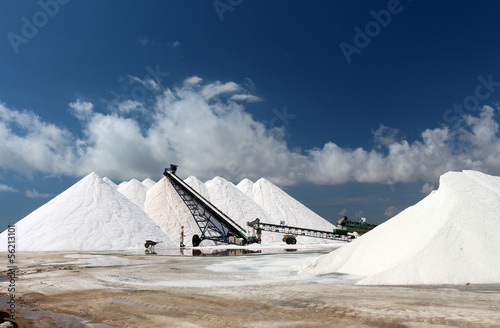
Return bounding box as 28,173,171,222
337,216,378,234
164,165,361,246
247,218,355,244
164,165,258,246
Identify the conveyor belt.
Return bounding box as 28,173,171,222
163,166,250,245
249,219,354,243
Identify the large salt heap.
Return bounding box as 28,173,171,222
303,170,500,285
142,178,156,189
238,178,336,244
185,176,210,199
0,172,171,251
206,177,281,244
144,177,202,246
117,179,148,210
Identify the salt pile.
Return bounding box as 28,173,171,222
103,177,117,188
238,178,336,244
303,170,500,285
0,172,171,251
185,176,210,199
117,179,149,210
1,170,338,250
206,177,281,244
142,178,156,189
144,177,202,246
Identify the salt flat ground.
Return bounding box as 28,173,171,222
1,247,500,328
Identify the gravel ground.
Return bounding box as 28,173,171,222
1,250,500,328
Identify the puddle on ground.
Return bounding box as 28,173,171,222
128,246,339,257
0,298,115,328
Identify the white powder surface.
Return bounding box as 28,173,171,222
117,178,148,210
303,170,500,285
0,172,171,251
206,176,282,244
144,177,203,247
240,178,337,244
142,178,157,189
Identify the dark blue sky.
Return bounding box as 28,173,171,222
1,1,500,226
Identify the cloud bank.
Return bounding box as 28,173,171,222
1,77,499,186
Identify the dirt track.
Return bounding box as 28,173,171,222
2,251,500,328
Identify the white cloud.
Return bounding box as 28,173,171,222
0,184,18,193
421,182,435,194
2,80,500,188
116,100,145,113
230,94,263,103
200,81,241,100
373,124,402,147
70,99,93,120
184,76,203,85
0,102,76,176
26,188,52,198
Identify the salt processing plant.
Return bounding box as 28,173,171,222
1,167,500,327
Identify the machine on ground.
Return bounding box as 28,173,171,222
164,165,374,246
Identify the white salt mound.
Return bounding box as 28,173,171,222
118,179,148,210
240,178,337,244
303,170,500,285
103,177,117,188
0,172,171,251
142,178,157,189
185,176,210,200
206,177,282,244
236,178,254,198
145,177,202,247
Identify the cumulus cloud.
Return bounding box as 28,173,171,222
70,99,93,120
1,79,500,187
373,124,402,148
0,102,76,176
